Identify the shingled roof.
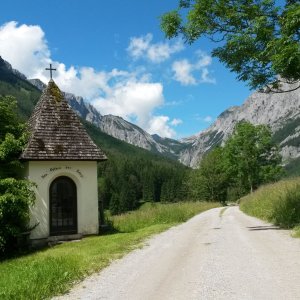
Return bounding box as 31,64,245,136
21,80,107,161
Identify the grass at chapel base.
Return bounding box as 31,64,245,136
0,201,219,300
239,177,300,235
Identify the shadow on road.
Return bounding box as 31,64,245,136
247,225,281,231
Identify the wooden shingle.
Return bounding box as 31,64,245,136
21,80,107,161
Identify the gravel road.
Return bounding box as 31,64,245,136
55,207,300,300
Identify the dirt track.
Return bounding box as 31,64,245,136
55,207,300,300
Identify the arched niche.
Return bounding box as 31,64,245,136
49,176,77,235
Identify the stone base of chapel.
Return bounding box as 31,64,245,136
29,233,83,248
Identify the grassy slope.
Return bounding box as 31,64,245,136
0,63,41,120
240,177,300,235
0,202,219,300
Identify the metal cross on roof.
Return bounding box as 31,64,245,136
45,64,56,79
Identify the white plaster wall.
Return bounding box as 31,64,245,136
26,161,99,239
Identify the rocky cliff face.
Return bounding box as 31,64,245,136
180,84,300,167
98,114,171,154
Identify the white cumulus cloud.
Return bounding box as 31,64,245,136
172,51,216,85
0,21,50,79
170,118,183,126
147,115,176,138
172,59,196,86
92,80,164,128
127,33,184,63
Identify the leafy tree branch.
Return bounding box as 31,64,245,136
161,0,300,92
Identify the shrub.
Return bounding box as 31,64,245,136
0,178,35,257
272,184,300,228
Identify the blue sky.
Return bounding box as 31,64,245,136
0,0,252,138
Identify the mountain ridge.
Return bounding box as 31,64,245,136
2,56,300,171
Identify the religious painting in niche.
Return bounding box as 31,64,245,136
50,176,77,235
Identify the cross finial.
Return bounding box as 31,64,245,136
45,63,56,79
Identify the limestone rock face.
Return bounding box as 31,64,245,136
180,85,300,167
64,92,103,127
28,78,46,91
98,115,170,153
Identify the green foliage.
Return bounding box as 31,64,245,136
188,121,283,203
272,184,300,228
223,121,283,194
240,177,300,231
161,0,300,91
0,95,35,257
98,156,188,215
187,147,228,202
0,96,28,178
0,178,35,257
0,95,23,139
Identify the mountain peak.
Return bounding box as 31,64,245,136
0,56,27,81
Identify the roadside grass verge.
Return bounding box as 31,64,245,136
0,201,219,300
292,226,300,238
239,177,300,234
111,201,220,232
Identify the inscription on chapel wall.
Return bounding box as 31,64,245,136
41,166,84,179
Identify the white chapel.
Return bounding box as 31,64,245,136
20,79,107,244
